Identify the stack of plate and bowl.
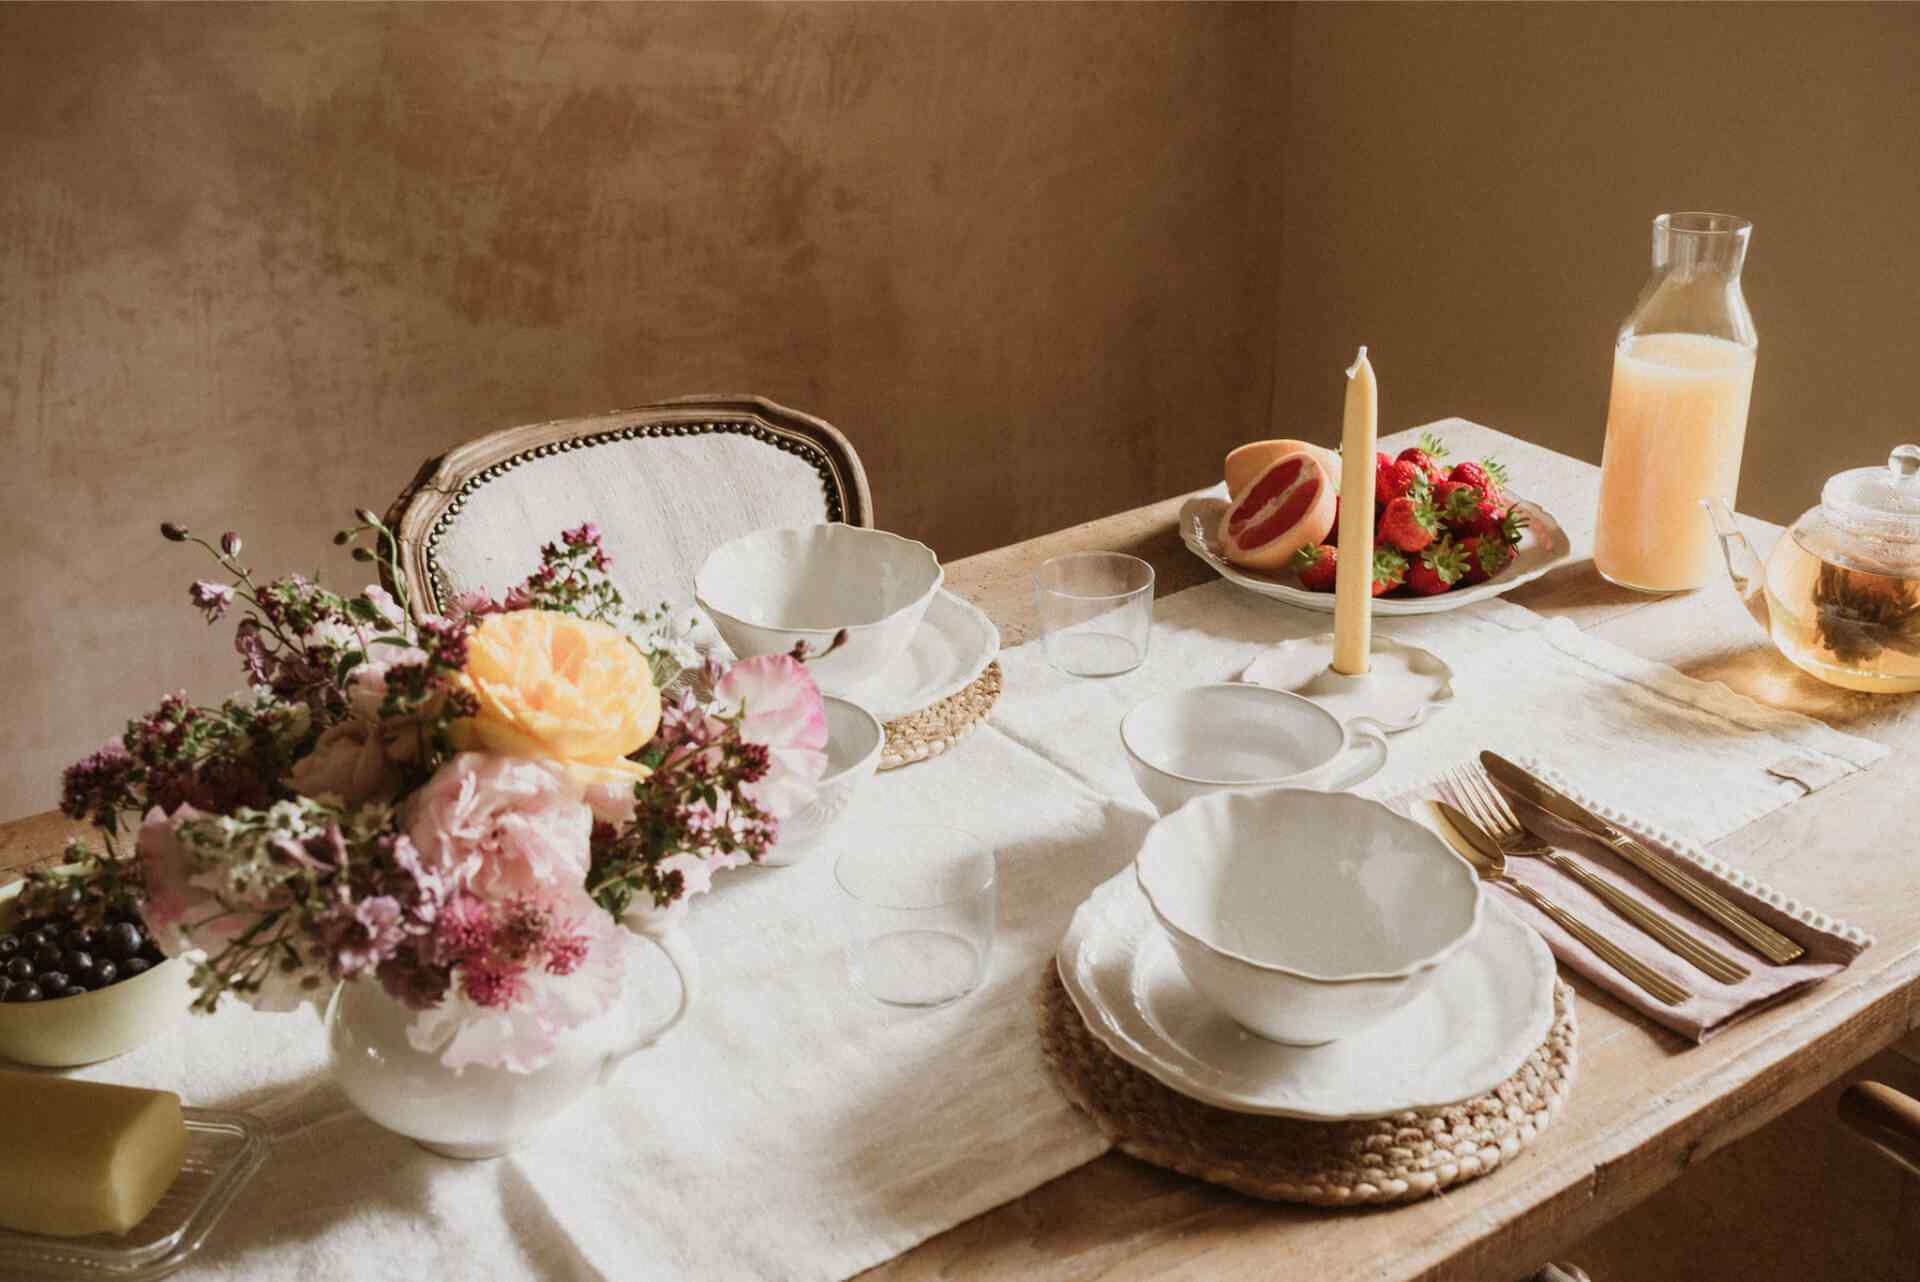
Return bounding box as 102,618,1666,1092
1062,783,1558,1122
693,523,1001,866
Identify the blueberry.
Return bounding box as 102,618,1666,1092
39,971,69,997
6,982,42,1002
90,959,119,987
104,922,144,961
0,936,17,960
31,943,63,970
120,957,151,979
63,949,94,977
25,926,57,949
62,927,97,952
3,956,31,982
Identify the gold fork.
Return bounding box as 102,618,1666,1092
1443,765,1751,985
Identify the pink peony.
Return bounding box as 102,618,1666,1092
288,719,403,806
714,655,828,818
406,753,594,902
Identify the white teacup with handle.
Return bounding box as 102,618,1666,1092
1119,683,1389,816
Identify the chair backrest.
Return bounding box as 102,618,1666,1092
384,395,870,619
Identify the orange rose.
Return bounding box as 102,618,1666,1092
456,610,661,784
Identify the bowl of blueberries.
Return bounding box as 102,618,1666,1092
0,866,192,1067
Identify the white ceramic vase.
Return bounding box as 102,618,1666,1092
325,915,697,1159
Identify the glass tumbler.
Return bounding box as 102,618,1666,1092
835,826,997,1009
1595,211,1758,593
1034,552,1154,677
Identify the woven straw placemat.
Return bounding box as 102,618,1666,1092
1037,965,1577,1206
879,661,1002,770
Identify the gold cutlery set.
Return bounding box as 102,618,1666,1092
1434,752,1805,1007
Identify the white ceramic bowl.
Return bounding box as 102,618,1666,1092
695,523,944,698
0,872,194,1067
1119,683,1389,816
761,696,885,867
1133,788,1482,1045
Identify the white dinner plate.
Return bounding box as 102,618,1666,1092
851,589,1000,722
1056,870,1556,1119
1180,482,1572,615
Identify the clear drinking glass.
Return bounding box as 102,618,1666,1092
1034,552,1154,677
836,826,997,1009
1595,212,1759,593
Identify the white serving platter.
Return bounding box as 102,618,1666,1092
1180,483,1572,615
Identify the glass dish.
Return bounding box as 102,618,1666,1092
0,1107,270,1281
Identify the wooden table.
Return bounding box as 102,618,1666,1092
5,423,1916,1281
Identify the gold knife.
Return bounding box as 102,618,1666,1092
1479,751,1805,965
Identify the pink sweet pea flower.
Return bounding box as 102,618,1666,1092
137,805,270,958
714,655,828,818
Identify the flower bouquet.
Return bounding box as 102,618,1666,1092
39,516,826,1078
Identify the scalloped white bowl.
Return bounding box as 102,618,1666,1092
1134,788,1482,1045
761,696,885,867
696,523,943,697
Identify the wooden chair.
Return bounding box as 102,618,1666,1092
383,395,871,619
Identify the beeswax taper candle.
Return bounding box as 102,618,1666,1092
1332,347,1377,675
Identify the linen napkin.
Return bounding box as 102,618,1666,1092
1401,763,1871,1043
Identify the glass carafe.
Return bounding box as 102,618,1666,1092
1594,212,1758,593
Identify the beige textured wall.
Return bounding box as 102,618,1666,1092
1275,2,1920,519
0,2,1291,818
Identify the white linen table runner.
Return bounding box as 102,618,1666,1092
75,580,1886,1282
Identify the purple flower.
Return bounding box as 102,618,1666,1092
59,739,136,827
189,580,235,622
316,892,407,979
219,531,243,558
561,522,602,550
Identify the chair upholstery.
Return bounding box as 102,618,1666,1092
384,395,871,620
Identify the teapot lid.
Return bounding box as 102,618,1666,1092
1821,445,1920,552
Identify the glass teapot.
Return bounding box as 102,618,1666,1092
1707,445,1920,692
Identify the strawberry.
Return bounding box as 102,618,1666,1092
1403,539,1470,596
1459,533,1515,585
1448,457,1508,499
1376,455,1423,505
1293,543,1338,592
1371,547,1408,596
1466,496,1524,541
1432,479,1483,530
1377,494,1439,554
1395,431,1450,484
1477,503,1530,546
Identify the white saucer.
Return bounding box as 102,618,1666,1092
1180,483,1571,615
1241,633,1455,732
1057,871,1556,1120
854,590,1000,722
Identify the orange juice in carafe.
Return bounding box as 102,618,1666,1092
1593,212,1757,594
1595,333,1756,592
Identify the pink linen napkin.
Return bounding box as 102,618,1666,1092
1396,764,1872,1042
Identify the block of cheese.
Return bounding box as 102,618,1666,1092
0,1071,188,1237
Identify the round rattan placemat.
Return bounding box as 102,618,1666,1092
1037,965,1577,1206
879,661,1002,770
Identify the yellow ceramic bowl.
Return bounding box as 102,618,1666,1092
0,870,194,1067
